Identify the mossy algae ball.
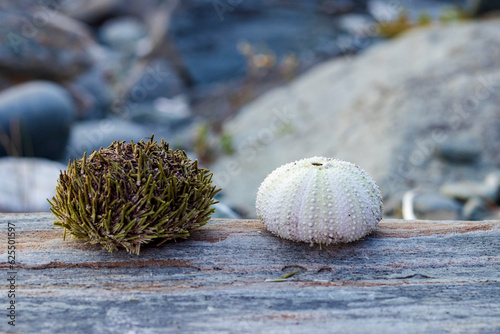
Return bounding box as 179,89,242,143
48,136,221,254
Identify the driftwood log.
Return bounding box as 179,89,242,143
1,213,499,333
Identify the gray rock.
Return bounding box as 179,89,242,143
483,170,500,201
440,181,493,202
440,171,500,202
129,96,191,128
126,59,186,103
435,137,482,163
413,192,462,220
212,201,240,219
210,19,500,216
0,157,65,212
64,118,154,161
0,81,75,160
153,96,191,123
0,2,96,80
98,16,147,53
462,196,489,221
337,13,375,35
68,65,113,119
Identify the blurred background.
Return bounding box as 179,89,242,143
0,0,499,221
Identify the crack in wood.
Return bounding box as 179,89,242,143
0,259,199,270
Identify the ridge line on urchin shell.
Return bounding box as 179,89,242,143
256,156,383,245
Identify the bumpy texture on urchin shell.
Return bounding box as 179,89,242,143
48,137,221,255
256,157,383,245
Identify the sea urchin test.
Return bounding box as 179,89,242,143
256,157,383,245
48,136,221,255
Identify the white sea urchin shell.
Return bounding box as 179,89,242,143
256,157,383,245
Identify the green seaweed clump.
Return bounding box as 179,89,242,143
48,136,221,255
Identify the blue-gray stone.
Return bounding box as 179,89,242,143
413,192,463,220
0,3,94,79
71,66,113,119
462,196,488,220
435,139,482,164
467,0,500,15
64,118,152,162
98,16,147,52
0,81,75,160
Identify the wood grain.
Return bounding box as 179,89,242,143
0,213,499,333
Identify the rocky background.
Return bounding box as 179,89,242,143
1,0,499,221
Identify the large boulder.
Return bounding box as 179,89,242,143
210,19,500,217
0,81,75,160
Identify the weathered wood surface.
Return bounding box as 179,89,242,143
0,213,499,334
